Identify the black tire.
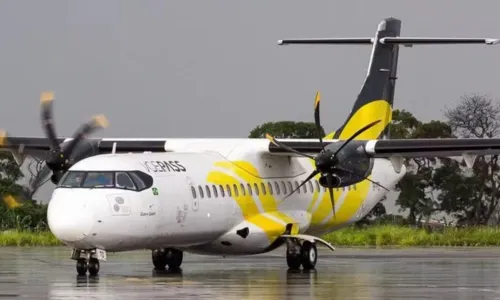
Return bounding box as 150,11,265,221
287,254,301,269
167,249,183,270
88,258,100,276
300,241,317,270
76,258,88,275
152,249,167,270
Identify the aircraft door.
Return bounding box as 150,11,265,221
186,176,199,213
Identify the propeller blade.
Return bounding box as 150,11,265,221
62,114,109,157
333,120,381,157
337,166,390,191
283,170,319,200
313,91,325,152
326,173,336,219
265,133,315,159
40,91,60,150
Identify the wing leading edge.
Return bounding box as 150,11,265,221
267,138,500,170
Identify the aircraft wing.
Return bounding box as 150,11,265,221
0,136,168,165
267,137,500,170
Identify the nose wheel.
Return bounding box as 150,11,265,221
73,249,101,276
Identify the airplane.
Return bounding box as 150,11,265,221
1,17,499,276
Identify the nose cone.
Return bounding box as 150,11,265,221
48,190,94,244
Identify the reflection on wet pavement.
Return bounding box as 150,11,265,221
2,247,500,299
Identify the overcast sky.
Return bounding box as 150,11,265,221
1,1,499,214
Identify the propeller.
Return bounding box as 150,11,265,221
265,91,388,218
39,91,108,184
2,91,109,208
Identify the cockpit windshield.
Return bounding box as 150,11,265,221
57,170,153,191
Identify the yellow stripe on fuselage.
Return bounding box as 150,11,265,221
207,162,293,242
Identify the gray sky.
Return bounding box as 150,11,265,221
1,0,500,216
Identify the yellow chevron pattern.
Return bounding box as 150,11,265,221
207,157,374,242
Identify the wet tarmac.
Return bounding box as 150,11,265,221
2,246,500,299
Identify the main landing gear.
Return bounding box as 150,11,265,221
286,239,318,270
72,249,103,276
152,248,183,271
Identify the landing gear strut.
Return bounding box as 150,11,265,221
73,249,101,276
152,248,183,270
286,239,318,270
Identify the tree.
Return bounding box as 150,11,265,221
435,94,500,225
248,121,325,139
24,156,47,201
388,109,454,225
0,152,25,208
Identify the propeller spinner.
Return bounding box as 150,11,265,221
266,92,389,218
2,91,109,208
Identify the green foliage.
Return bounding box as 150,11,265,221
323,225,500,246
387,109,454,224
0,152,25,202
0,201,49,231
248,121,325,139
0,230,61,246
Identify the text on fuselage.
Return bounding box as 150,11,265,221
141,160,186,173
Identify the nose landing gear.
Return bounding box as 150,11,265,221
72,249,102,276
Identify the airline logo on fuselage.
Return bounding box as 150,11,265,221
141,160,186,173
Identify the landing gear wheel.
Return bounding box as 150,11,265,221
286,246,301,270
166,249,183,270
152,249,168,270
300,241,317,270
76,258,88,275
88,257,100,276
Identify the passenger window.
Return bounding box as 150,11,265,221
219,185,225,197
287,181,293,193
274,182,280,195
226,184,232,197
205,185,211,198
353,184,357,191
308,181,313,193
240,183,246,196
315,180,320,192
212,185,218,197
233,184,239,197
254,183,260,196
116,172,137,190
261,183,266,195
198,186,204,198
294,181,300,194
191,186,197,199
302,181,307,193
267,182,273,195
281,181,287,194
247,183,253,195
83,172,114,188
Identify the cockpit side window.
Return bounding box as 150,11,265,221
115,172,137,190
129,171,153,191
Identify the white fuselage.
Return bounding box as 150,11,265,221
46,138,406,255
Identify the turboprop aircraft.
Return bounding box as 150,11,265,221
1,17,499,276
